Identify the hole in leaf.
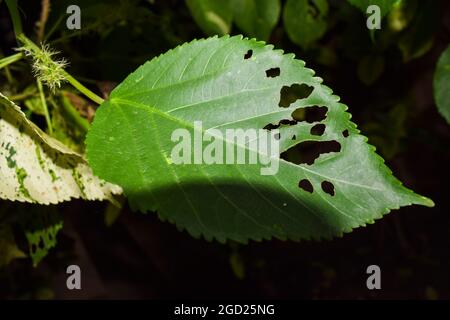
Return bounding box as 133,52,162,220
264,123,279,131
299,179,314,193
310,123,326,136
281,140,341,165
292,106,327,123
279,83,314,107
292,135,296,140
264,119,297,130
342,129,349,138
279,119,297,126
266,67,280,78
305,106,327,123
244,49,253,59
321,181,335,196
38,238,45,249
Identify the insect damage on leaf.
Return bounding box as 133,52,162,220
0,93,122,205
22,207,63,267
86,35,433,243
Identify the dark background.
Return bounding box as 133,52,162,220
0,0,449,299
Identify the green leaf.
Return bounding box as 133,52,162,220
434,44,450,124
397,0,438,62
283,0,329,49
86,36,433,243
362,102,409,160
0,93,122,204
0,203,64,267
347,0,398,18
231,0,281,41
22,85,44,116
48,0,152,39
22,206,62,267
186,0,233,36
357,54,385,86
24,97,45,116
387,0,418,32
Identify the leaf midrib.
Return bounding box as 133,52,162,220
111,97,386,194
114,98,330,237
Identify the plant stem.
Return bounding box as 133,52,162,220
62,72,105,105
9,90,38,101
37,79,53,135
18,34,105,105
0,53,24,70
50,20,103,45
37,0,50,42
4,66,14,84
59,93,90,133
5,0,23,37
44,15,64,42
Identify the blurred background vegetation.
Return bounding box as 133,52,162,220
0,0,449,299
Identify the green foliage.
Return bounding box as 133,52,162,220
186,0,280,41
0,0,443,270
434,44,450,124
283,0,329,49
22,207,63,267
0,53,23,70
231,0,281,41
23,86,44,116
47,0,153,39
347,0,398,17
49,93,90,154
86,36,432,243
5,0,22,35
387,0,417,32
186,0,233,36
357,54,385,86
397,0,439,62
362,102,409,160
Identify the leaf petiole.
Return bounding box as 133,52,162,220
62,72,105,105
5,0,23,37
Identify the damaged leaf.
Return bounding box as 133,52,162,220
22,206,62,267
0,93,122,205
86,36,433,243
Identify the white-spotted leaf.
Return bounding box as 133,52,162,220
0,93,122,204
